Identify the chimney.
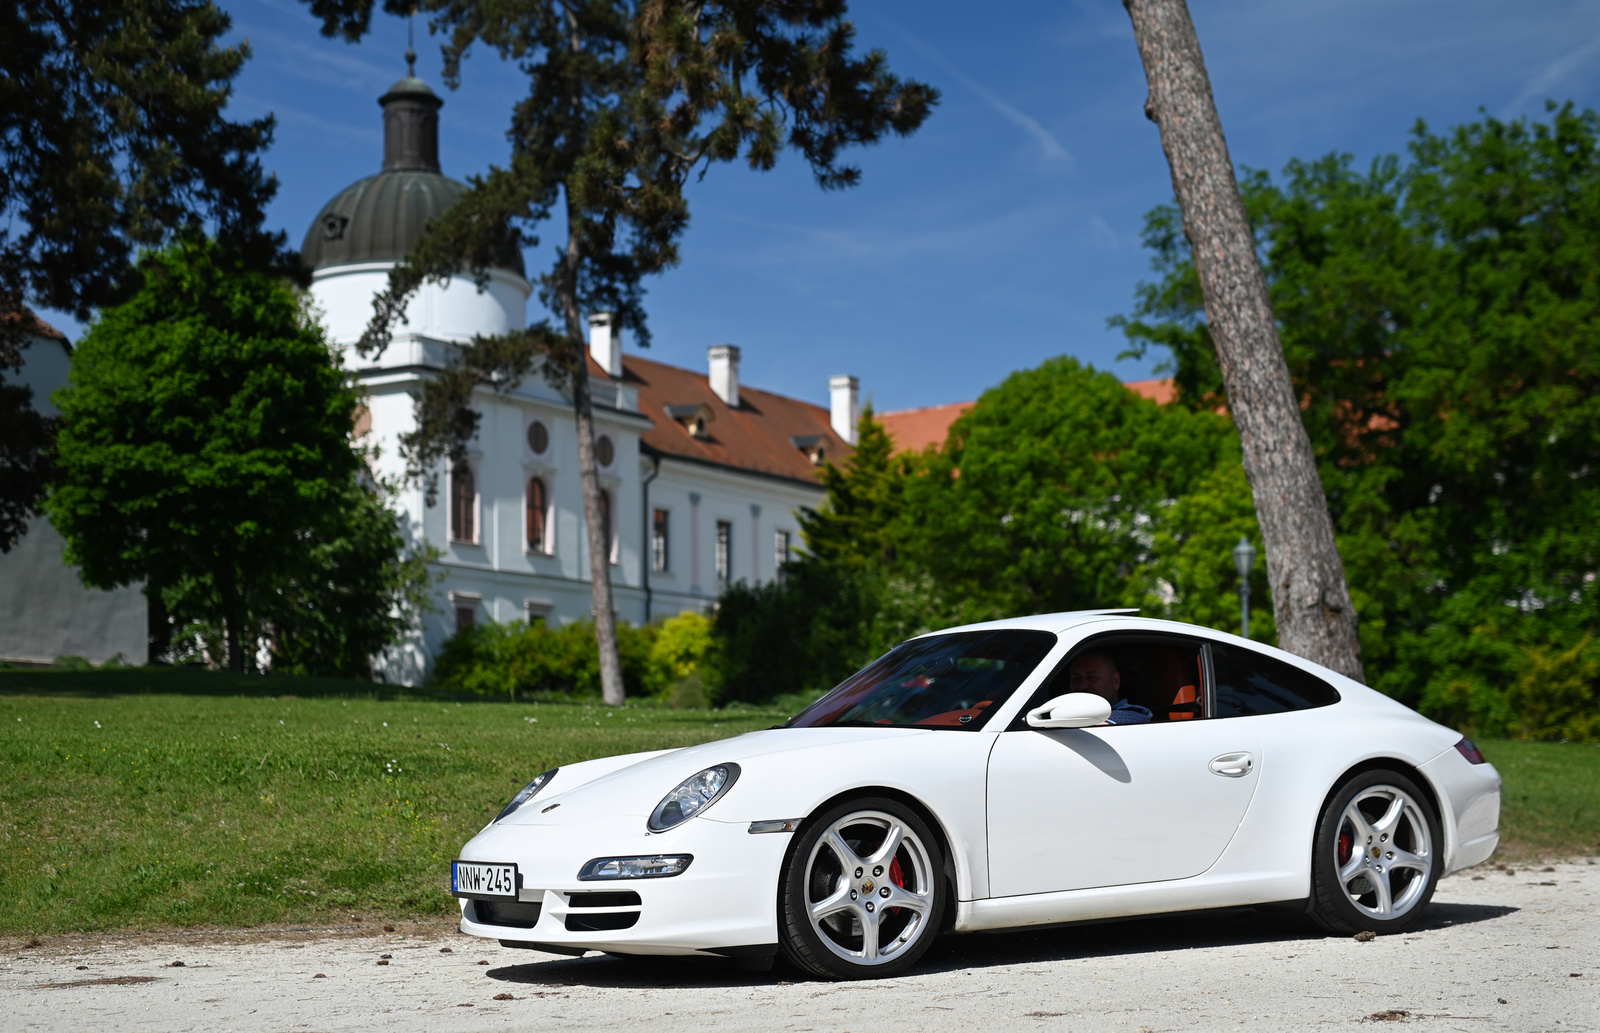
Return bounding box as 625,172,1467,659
708,344,741,407
589,313,622,378
830,375,859,445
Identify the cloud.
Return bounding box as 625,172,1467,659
1503,28,1600,116
880,20,1072,166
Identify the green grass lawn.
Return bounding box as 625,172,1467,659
0,669,1595,936
0,669,787,935
1480,738,1600,860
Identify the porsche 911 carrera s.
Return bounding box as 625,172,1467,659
450,611,1501,980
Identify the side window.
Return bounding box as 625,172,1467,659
1010,635,1206,728
1209,643,1340,717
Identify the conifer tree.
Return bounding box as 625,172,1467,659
301,0,936,704
1,0,289,550
800,408,906,570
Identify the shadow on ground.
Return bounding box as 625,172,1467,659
486,900,1519,990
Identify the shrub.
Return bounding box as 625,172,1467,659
430,619,659,701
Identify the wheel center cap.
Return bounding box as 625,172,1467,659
1371,847,1381,858
861,878,875,894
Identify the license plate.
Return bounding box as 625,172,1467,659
451,860,518,898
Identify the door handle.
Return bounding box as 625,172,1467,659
1209,751,1254,777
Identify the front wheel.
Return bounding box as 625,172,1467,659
779,797,946,980
1309,769,1441,934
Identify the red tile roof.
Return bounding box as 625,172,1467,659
879,401,974,454
879,378,1179,454
621,354,851,486
2,307,68,343
1124,377,1177,405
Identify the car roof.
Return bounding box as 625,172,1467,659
913,609,1146,636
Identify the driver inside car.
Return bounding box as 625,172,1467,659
1068,650,1152,725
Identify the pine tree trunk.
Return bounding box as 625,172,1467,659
1123,0,1365,682
559,213,627,707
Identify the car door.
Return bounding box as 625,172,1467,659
985,634,1262,897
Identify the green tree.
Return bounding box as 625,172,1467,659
799,407,906,569
45,238,427,675
300,0,935,705
902,356,1238,617
2,0,290,545
1117,103,1600,734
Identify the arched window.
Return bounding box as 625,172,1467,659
596,434,615,468
526,477,548,552
450,463,476,542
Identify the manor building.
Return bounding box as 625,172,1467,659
303,67,855,683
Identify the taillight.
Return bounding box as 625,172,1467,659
1454,737,1488,765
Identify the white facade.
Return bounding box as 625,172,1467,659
311,264,829,684
0,327,148,665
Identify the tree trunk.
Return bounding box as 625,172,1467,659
559,208,627,707
1123,0,1365,682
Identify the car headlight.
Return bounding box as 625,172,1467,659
647,763,741,832
578,855,693,880
496,768,558,822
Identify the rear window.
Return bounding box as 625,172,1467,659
787,630,1057,731
1211,643,1340,717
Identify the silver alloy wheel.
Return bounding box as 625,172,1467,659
803,809,936,967
1335,784,1434,920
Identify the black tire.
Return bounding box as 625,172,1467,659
779,797,947,980
1310,769,1442,935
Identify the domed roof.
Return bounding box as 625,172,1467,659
301,171,523,277
301,68,524,279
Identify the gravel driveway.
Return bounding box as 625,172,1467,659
4,860,1596,1032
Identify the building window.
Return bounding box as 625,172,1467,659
450,463,476,543
524,600,553,626
527,477,548,552
526,419,549,456
596,434,615,468
775,530,791,583
600,489,616,564
715,520,732,585
652,508,670,572
453,601,477,634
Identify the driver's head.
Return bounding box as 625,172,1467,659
1068,650,1121,704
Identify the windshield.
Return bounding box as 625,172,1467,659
786,630,1057,730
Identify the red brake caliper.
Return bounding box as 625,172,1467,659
887,856,905,917
1338,831,1352,866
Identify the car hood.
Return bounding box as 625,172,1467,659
497,725,933,825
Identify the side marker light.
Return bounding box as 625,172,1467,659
748,819,800,834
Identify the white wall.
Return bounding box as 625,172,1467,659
310,263,530,348
643,458,819,622
0,335,148,665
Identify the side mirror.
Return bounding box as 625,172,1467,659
1026,692,1112,729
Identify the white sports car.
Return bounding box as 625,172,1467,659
451,612,1501,980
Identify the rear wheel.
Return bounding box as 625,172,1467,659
779,797,945,980
1309,769,1440,935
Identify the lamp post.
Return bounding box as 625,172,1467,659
1232,537,1257,639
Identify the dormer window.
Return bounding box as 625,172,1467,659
789,433,828,466
665,402,715,440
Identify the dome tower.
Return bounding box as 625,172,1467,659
304,57,528,355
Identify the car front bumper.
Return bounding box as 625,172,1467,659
454,813,792,956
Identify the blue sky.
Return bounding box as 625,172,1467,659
46,0,1600,413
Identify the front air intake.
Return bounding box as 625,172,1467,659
564,911,640,932
471,899,542,929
